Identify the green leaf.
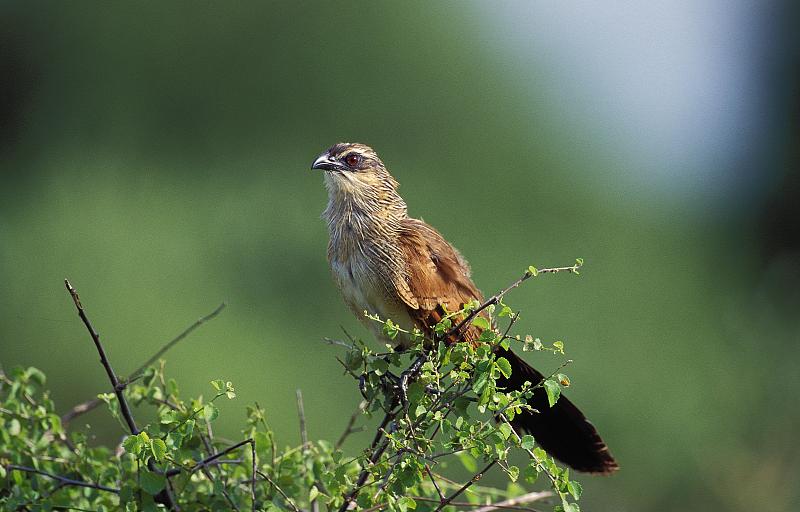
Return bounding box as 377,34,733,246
520,434,536,450
203,403,219,422
472,316,490,330
7,419,20,436
506,465,519,482
406,381,425,404
309,485,320,502
498,422,512,440
544,379,561,407
524,462,540,483
397,497,416,512
528,265,539,276
495,357,512,379
382,319,399,340
553,340,564,354
472,369,490,394
210,379,225,392
150,438,167,462
25,367,46,386
568,480,583,500
371,357,389,376
159,410,179,424
122,435,142,456
457,452,478,472
478,329,497,342
139,470,166,495
225,381,236,399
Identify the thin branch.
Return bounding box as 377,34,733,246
65,279,139,436
256,470,302,512
166,438,252,477
323,337,357,350
433,460,498,512
295,389,318,512
425,465,445,501
131,302,226,379
471,491,553,512
410,495,546,511
61,302,226,425
197,430,240,511
449,262,582,339
338,410,396,512
335,400,368,450
5,464,119,494
250,438,257,512
296,389,309,448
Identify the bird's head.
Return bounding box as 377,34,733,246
311,143,400,200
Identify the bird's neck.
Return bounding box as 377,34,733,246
323,184,407,250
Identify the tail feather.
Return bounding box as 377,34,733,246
496,348,619,474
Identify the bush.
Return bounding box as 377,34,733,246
1,264,588,511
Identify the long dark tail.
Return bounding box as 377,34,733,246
496,348,619,474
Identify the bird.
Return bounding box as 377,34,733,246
311,142,618,474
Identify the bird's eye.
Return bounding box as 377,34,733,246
344,154,361,167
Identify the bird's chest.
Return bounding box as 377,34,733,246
330,246,378,309
328,236,414,344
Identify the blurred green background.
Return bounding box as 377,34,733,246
1,2,798,510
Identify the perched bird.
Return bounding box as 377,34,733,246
312,142,618,474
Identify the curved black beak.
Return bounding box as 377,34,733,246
311,152,344,171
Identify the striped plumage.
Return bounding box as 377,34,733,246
312,142,618,474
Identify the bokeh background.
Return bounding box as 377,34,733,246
2,2,798,510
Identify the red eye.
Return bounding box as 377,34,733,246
345,154,361,167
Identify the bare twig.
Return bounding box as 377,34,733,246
5,464,119,494
295,389,319,512
296,389,309,448
425,465,445,502
433,460,498,512
131,302,226,379
256,470,302,512
471,491,553,512
65,280,139,435
335,400,368,449
165,438,252,477
250,438,257,512
62,301,226,425
407,495,547,511
324,337,357,350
